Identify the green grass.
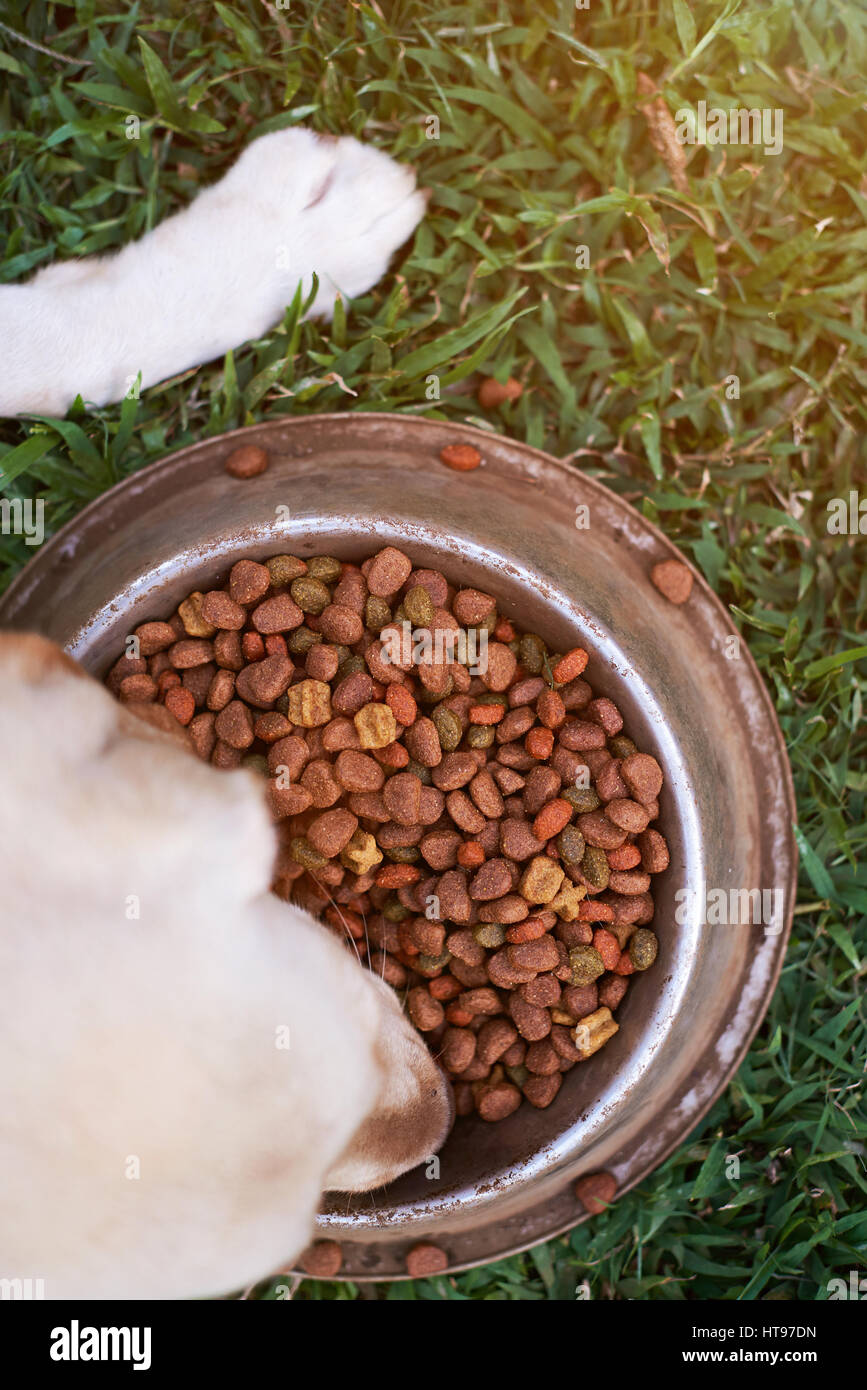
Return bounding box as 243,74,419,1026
1,0,865,1300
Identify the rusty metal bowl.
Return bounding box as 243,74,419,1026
0,414,797,1279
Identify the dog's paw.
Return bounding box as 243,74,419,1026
223,127,427,315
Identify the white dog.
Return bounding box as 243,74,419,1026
0,132,452,1300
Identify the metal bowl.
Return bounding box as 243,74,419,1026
0,413,797,1279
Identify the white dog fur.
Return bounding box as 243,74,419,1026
0,131,451,1299
0,634,453,1299
0,127,427,417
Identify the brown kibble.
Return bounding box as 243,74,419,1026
225,443,269,478
308,809,359,859
477,376,522,409
228,559,271,606
252,593,304,634
620,752,664,806
200,589,247,631
638,827,670,873
574,1171,617,1215
134,621,178,656
164,685,196,726
477,1083,522,1121
651,558,693,605
407,987,444,1032
405,1242,449,1277
298,1239,342,1278
366,546,413,598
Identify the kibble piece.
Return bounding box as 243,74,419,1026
478,376,522,409
340,828,383,875
201,590,247,631
354,702,398,750
225,443,269,478
440,443,481,472
651,558,693,605
177,591,217,638
629,927,658,970
367,546,413,598
298,1240,343,1278
308,809,359,859
229,559,271,605
519,856,565,904
405,1242,449,1277
267,554,308,587
569,944,605,986
252,593,304,634
283,679,330,728
574,1171,617,1215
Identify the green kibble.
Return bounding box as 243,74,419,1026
241,754,269,776
505,1064,529,1087
519,633,547,674
288,626,321,655
365,595,391,632
569,944,605,986
581,846,609,891
305,555,342,583
406,759,432,785
629,928,658,970
336,654,367,682
557,825,586,866
403,585,435,628
274,693,290,715
289,837,328,871
609,735,637,759
267,554,307,587
432,705,463,750
479,610,498,635
383,898,411,922
392,604,407,624
475,691,508,706
416,950,451,976
563,785,601,814
385,846,420,863
290,576,331,615
473,922,506,949
467,724,495,749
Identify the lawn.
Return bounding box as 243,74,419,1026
0,0,864,1301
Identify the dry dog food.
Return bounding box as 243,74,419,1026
106,545,669,1124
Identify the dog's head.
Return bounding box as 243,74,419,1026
0,632,451,1296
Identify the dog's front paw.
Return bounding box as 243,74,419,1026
226,127,427,316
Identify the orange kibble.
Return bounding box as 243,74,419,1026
325,906,365,940
164,685,196,726
532,798,573,841
375,864,422,888
265,634,288,657
241,632,265,662
477,376,523,410
445,1005,475,1026
614,950,636,976
429,974,464,1001
397,923,420,958
386,682,417,726
157,670,181,695
373,741,410,768
494,618,516,642
592,928,621,971
578,900,615,921
457,841,486,868
552,647,589,684
468,703,505,725
525,727,555,760
607,844,642,870
440,443,482,472
505,916,549,943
